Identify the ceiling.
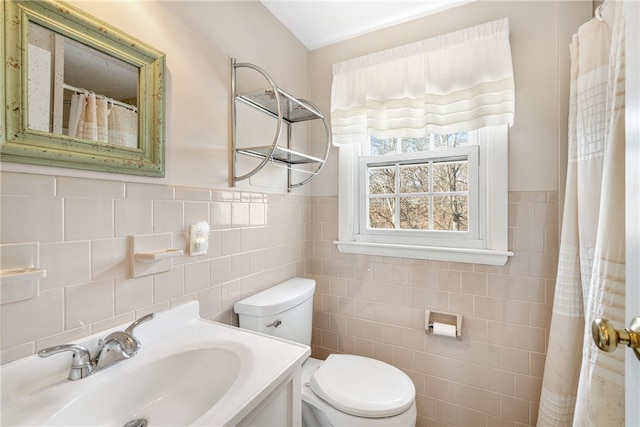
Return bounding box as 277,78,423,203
261,0,474,50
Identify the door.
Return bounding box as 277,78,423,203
626,1,640,425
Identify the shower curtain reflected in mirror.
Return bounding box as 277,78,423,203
68,93,137,147
68,92,108,143
537,1,626,425
108,104,138,148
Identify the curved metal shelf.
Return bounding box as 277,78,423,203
237,145,324,165
231,58,331,190
236,88,324,123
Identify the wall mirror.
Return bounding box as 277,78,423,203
1,0,166,177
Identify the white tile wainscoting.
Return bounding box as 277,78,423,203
0,171,558,427
0,171,311,363
307,192,558,427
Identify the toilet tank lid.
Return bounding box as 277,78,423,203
233,277,315,317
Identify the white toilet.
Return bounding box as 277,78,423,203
234,277,417,427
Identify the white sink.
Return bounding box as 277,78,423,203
48,348,242,426
1,302,310,426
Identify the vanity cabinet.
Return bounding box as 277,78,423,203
230,58,331,191
238,370,302,426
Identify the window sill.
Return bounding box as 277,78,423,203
334,240,513,266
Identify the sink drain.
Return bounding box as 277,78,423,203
124,419,148,427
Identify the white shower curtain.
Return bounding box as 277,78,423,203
67,92,109,143
538,1,626,426
108,104,138,148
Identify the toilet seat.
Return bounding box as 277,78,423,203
309,354,415,418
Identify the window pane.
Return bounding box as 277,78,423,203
370,137,397,155
369,197,396,229
433,161,468,192
433,132,469,150
401,138,430,153
399,164,429,193
369,166,395,194
433,195,468,231
399,197,429,230
368,132,476,155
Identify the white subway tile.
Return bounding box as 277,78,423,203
1,196,63,243
57,177,124,198
153,265,184,303
231,202,249,227
114,276,153,314
114,199,153,237
153,200,184,233
175,187,211,201
184,201,209,229
64,198,113,241
0,172,55,196
184,260,211,293
65,279,114,328
211,202,232,229
0,289,63,349
198,286,221,318
126,182,174,200
40,241,91,289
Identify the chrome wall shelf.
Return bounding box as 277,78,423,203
231,58,330,190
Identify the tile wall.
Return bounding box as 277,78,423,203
0,171,558,427
307,192,558,427
0,171,311,363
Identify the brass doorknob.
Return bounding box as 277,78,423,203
591,317,640,361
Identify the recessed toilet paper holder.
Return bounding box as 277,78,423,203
425,310,462,338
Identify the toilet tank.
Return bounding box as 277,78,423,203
234,277,315,346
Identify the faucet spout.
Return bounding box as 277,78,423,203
94,313,155,370
38,312,156,380
93,331,140,370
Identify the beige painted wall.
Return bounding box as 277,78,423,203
1,0,312,193
309,1,592,196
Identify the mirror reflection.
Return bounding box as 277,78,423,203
27,21,139,148
3,0,166,177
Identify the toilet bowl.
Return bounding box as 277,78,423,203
234,277,417,427
301,356,417,426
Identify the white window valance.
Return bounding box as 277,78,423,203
330,18,515,146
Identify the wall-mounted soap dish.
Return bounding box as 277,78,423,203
0,242,46,305
0,267,46,305
130,233,182,278
0,267,46,285
135,249,184,262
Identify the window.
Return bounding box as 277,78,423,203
330,19,515,264
336,125,512,265
361,132,478,240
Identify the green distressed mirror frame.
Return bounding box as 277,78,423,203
1,0,166,177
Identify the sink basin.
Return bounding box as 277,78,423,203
48,348,241,426
1,301,310,426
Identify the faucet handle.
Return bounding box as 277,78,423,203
38,344,94,381
125,312,155,336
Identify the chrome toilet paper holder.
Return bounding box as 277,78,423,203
425,310,462,338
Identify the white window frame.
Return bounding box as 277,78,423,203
359,145,479,245
335,125,513,265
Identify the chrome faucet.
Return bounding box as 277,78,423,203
38,313,155,381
